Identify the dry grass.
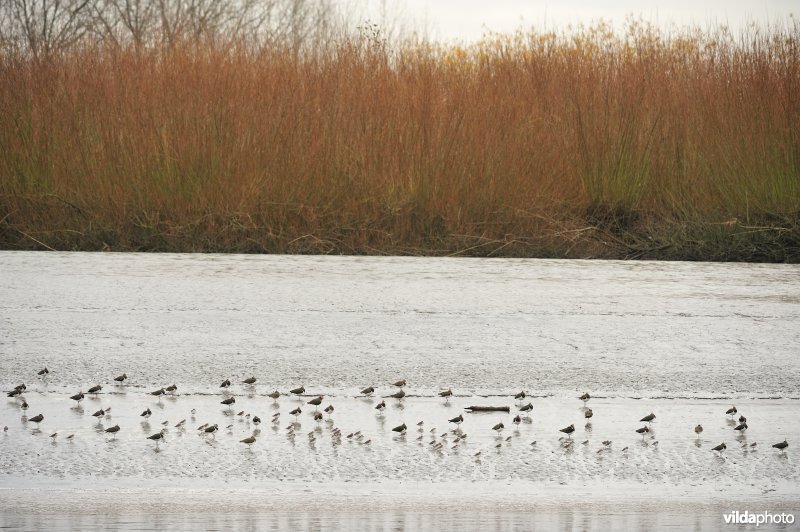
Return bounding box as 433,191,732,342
1,21,798,260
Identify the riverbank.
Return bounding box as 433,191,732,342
1,22,798,262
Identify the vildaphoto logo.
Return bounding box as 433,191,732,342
723,510,795,527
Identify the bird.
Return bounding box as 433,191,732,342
242,377,257,385
375,400,386,412
148,429,167,446
512,415,522,426
514,391,526,400
579,392,590,403
636,426,650,438
439,389,453,398
220,379,231,388
37,368,49,376
290,386,305,395
7,389,22,398
88,384,102,394
29,413,44,426
559,424,575,439
105,425,120,439
324,405,334,417
602,440,612,447
734,422,748,432
519,402,533,412
391,379,406,388
392,423,407,434
268,390,281,400
313,412,323,422
449,414,463,425
694,424,703,436
140,407,151,418
712,442,727,454
726,406,737,416
386,389,405,399
113,373,127,383
92,408,106,418
221,397,236,409
360,386,375,396
150,388,166,396
773,440,788,452
175,419,186,428
50,432,58,440
241,435,257,446
584,408,593,419
738,415,747,423
66,434,74,441
640,413,656,424
20,400,28,411
289,407,301,419
307,396,323,409
203,424,219,437
165,384,177,393
70,391,84,403
492,421,504,433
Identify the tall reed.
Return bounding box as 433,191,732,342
1,20,798,260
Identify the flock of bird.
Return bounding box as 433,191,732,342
3,368,791,459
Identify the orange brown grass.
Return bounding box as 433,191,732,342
1,21,798,260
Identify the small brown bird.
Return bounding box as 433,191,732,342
519,402,533,412
87,385,102,395
695,424,703,436
734,422,748,432
29,413,44,425
20,400,28,411
636,426,650,438
203,424,218,436
513,415,522,426
514,391,526,400
221,397,236,408
492,421,505,433
92,408,106,418
307,396,323,408
579,392,590,403
773,440,788,452
114,373,127,383
375,400,386,411
712,442,727,453
37,368,49,376
150,388,166,396
290,386,305,395
439,389,453,398
148,429,166,445
70,391,84,402
140,407,151,418
391,379,406,388
738,415,746,423
640,413,656,423
220,379,231,388
324,405,334,417
560,424,575,438
242,377,257,385
241,435,257,446
360,386,375,396
289,407,302,418
105,425,120,438
165,384,177,393
584,408,593,419
252,416,261,425
392,423,407,433
268,390,281,400
386,389,406,399
449,414,463,425
313,412,323,421
726,406,737,416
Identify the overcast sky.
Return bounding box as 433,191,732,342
351,0,798,42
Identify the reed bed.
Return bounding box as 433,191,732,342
1,21,798,260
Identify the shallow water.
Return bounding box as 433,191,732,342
0,252,798,529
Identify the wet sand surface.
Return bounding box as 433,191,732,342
1,252,798,529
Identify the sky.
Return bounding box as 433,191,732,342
352,0,798,42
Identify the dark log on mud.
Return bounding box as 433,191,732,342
464,406,510,413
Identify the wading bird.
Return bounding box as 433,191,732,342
694,424,703,436
392,423,407,434
579,392,590,403
391,380,406,388
29,413,44,426
773,440,788,452
712,442,727,454
114,373,127,383
88,385,102,395
640,413,655,424
449,414,463,426
140,407,151,418
726,406,737,416
242,377,257,385
560,424,575,439
105,425,120,439
290,386,305,396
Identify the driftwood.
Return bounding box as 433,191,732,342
464,406,510,413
